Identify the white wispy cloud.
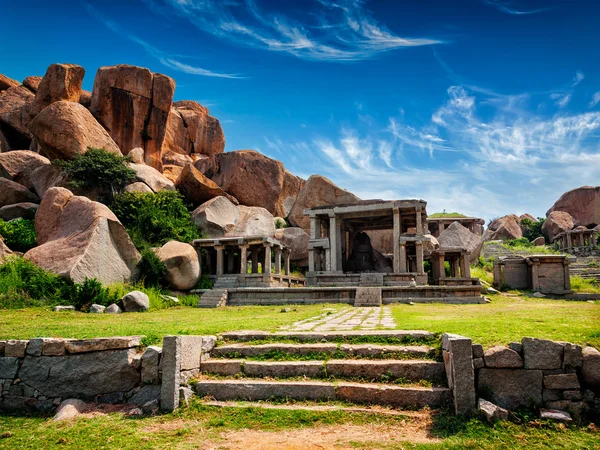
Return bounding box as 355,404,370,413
483,0,555,15
84,3,243,79
590,92,600,108
550,93,571,108
572,71,585,86
151,0,440,61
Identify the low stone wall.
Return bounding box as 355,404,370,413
443,333,600,421
0,334,216,415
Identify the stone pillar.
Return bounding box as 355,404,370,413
215,245,224,276
197,249,203,278
227,249,235,274
450,257,459,278
416,207,423,235
329,215,338,272
325,247,332,272
440,222,446,233
442,333,476,416
437,253,445,281
239,244,248,275
399,243,407,273
284,250,291,276
493,262,502,288
415,241,424,274
275,247,282,275
460,253,471,278
309,216,319,239
264,244,272,275
531,259,540,291
251,248,259,274
308,248,315,272
393,208,401,273
563,259,571,291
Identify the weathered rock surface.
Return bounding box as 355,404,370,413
542,211,575,241
22,76,42,93
0,236,13,262
438,222,483,263
522,338,564,370
478,398,509,423
478,368,543,410
484,346,523,368
19,349,141,398
161,164,183,183
106,303,122,314
141,346,161,384
29,164,67,198
128,163,174,193
53,398,87,421
0,202,38,221
0,177,39,207
89,304,105,313
156,241,200,290
0,74,19,92
0,150,50,189
196,150,303,217
192,196,276,238
24,187,140,284
483,214,523,241
128,147,145,164
90,65,175,170
274,227,309,267
0,85,35,148
65,336,141,354
162,151,193,167
547,186,600,228
175,163,237,207
31,63,85,115
533,236,545,246
28,101,121,160
164,100,225,157
581,346,600,393
79,90,92,108
122,291,150,312
124,182,153,194
289,175,360,231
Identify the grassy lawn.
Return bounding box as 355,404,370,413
0,401,598,449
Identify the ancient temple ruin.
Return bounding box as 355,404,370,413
493,255,572,295
553,228,598,256
427,216,485,238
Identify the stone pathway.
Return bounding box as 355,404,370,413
283,307,396,332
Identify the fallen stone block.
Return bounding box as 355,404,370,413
540,408,572,421
141,346,162,384
53,399,87,421
478,398,509,423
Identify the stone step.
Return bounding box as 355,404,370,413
219,330,435,343
201,359,445,382
197,289,228,308
211,343,432,359
194,379,451,408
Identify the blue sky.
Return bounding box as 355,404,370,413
2,0,600,220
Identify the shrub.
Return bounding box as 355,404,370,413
275,218,287,229
67,277,119,311
137,248,166,287
0,218,37,252
110,191,201,250
521,217,546,241
54,148,136,202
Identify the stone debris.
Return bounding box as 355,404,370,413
105,303,122,314
89,304,105,313
540,408,572,422
478,398,509,423
53,305,75,312
53,398,87,421
121,291,150,312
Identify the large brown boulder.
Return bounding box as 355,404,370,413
31,64,85,115
288,175,360,231
90,65,175,170
24,187,140,284
156,241,200,290
162,164,183,183
22,76,42,93
0,130,9,152
0,74,19,92
438,222,483,262
164,101,225,157
0,85,35,148
274,227,309,267
162,150,193,167
191,196,276,238
547,186,600,228
195,150,303,217
0,177,39,207
175,163,237,207
542,211,575,242
0,150,50,189
28,101,121,160
483,214,523,241
29,164,67,198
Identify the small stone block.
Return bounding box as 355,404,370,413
141,346,162,384
42,338,66,356
545,400,571,410
65,336,141,354
540,408,572,422
478,398,509,423
5,340,28,357
53,305,75,312
472,344,484,359
0,341,6,356
509,342,522,353
26,338,43,357
484,346,523,368
544,373,580,390
160,336,181,412
543,389,562,402
562,343,582,369
523,338,563,370
180,336,204,371
473,358,484,369
563,390,583,401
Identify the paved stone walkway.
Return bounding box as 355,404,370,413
282,307,396,332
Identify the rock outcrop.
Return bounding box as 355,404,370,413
90,65,175,170
438,222,483,262
191,196,275,238
288,175,360,231
24,187,140,284
29,164,67,198
0,150,50,189
542,211,576,242
128,163,174,193
196,150,303,217
0,74,19,92
0,202,39,221
28,101,121,160
0,177,39,207
156,241,200,290
274,227,309,267
547,186,600,229
175,163,237,207
483,214,522,241
164,100,225,157
22,76,42,93
0,85,35,149
31,63,85,115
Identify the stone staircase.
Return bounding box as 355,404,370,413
197,289,228,308
569,256,600,281
192,330,451,409
213,275,240,289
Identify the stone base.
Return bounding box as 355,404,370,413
354,287,382,307
307,272,426,287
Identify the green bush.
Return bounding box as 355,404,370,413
54,148,136,202
504,237,533,248
0,219,37,252
137,248,166,287
521,217,546,241
67,277,119,311
110,190,201,250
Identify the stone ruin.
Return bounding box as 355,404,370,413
493,255,572,295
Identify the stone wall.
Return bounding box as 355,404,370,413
443,333,600,421
0,334,216,414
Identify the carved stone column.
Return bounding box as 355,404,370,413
215,245,224,277
239,244,248,275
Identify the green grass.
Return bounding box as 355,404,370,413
470,266,493,285
428,212,468,218
501,242,561,255
570,275,600,294
0,401,598,449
